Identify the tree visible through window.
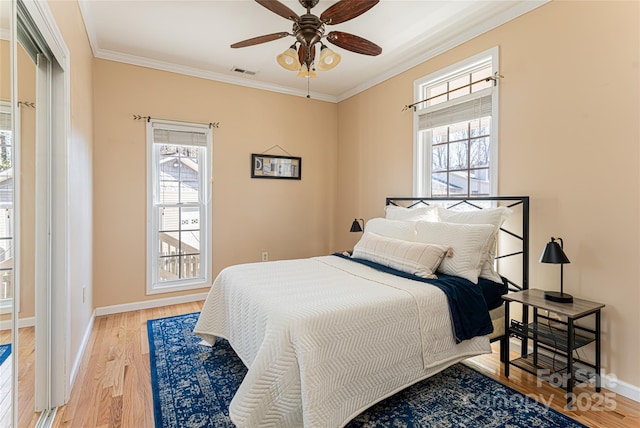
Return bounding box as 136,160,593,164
414,48,498,197
430,117,491,196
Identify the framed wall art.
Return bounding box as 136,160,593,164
251,154,301,180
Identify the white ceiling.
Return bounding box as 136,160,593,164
78,0,547,102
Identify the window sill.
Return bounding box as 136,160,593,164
146,280,211,296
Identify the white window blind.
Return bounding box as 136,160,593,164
0,112,10,131
152,128,208,147
417,93,492,131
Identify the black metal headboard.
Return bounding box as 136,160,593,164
385,196,529,293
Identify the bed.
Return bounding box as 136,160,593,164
194,196,529,428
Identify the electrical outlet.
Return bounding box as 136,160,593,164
261,251,269,262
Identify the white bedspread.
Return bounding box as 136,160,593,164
193,255,490,427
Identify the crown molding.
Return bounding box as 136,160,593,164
335,0,549,102
78,0,336,102
79,0,547,104
93,47,338,103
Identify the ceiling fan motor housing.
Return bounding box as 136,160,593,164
294,14,325,67
294,14,324,47
299,0,320,9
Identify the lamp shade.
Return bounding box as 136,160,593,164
277,45,301,71
317,45,341,71
539,237,570,264
350,218,363,233
297,64,318,78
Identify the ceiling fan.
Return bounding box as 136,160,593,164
231,0,382,77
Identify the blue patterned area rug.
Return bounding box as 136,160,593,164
148,313,587,428
0,343,10,366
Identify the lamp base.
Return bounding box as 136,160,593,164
544,291,574,303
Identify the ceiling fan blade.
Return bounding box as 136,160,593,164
255,0,300,21
326,31,382,56
321,0,379,25
231,32,290,48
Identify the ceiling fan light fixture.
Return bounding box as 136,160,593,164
277,45,302,71
233,0,382,79
317,44,341,71
297,63,318,78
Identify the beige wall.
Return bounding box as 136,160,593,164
92,60,337,308
336,1,640,387
47,0,94,371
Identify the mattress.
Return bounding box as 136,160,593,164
194,255,491,427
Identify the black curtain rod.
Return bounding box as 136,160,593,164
0,99,36,108
133,115,219,129
402,72,504,112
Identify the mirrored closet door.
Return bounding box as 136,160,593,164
1,0,67,425
16,18,39,426
0,1,16,422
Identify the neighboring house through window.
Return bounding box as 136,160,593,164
0,102,14,311
147,119,212,294
413,47,499,197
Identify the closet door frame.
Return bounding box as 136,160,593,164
16,0,71,421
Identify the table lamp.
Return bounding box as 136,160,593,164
540,237,573,303
350,218,364,233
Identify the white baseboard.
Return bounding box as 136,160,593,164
69,310,95,389
70,293,207,390
507,338,640,403
95,292,208,317
610,378,640,403
0,316,35,331
19,316,34,328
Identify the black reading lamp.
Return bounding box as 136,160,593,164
350,218,364,233
540,237,573,303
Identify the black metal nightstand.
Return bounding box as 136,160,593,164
503,289,605,408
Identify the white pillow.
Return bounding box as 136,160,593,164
415,221,495,284
436,206,512,283
385,204,438,222
364,218,417,242
352,232,451,279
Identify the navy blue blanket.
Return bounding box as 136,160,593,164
333,253,506,343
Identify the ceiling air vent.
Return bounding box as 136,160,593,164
231,67,257,76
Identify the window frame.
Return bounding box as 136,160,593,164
0,101,16,312
412,47,499,197
146,119,213,295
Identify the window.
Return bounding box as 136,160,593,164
0,102,14,310
414,48,499,197
147,120,212,294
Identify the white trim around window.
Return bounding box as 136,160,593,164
0,101,17,314
146,119,213,295
412,46,499,197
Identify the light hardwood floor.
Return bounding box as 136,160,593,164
34,301,638,427
0,326,39,428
